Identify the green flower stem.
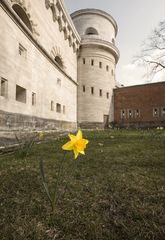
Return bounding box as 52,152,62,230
52,152,66,212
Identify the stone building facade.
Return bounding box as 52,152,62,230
71,9,119,129
0,0,119,131
114,82,165,128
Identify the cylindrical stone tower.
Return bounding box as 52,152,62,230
71,9,119,129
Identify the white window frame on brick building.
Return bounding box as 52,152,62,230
153,108,159,117
160,107,165,116
128,109,133,118
120,109,126,119
135,109,140,118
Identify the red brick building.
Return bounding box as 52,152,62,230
113,81,165,128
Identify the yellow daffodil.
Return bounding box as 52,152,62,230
62,129,89,159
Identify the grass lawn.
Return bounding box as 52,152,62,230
0,129,165,240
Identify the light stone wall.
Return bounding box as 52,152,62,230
72,9,119,128
0,1,79,130
77,46,116,124
29,0,78,80
71,10,117,44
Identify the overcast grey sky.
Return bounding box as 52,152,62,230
65,0,165,86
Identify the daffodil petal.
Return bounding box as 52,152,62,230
76,129,82,140
73,147,79,159
68,134,77,141
62,141,74,150
80,150,85,155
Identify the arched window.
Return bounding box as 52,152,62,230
12,4,32,32
55,56,63,68
85,27,98,35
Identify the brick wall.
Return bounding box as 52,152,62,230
114,82,165,128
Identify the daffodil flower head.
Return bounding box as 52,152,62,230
62,129,89,159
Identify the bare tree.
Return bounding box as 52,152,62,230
135,20,165,80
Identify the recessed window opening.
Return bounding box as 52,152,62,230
91,87,94,95
63,105,65,114
1,78,8,97
128,109,133,118
16,85,26,103
91,59,94,66
106,65,109,72
85,27,98,35
83,85,85,92
106,92,109,99
99,89,102,97
32,92,36,106
153,108,159,117
99,62,102,68
83,58,85,64
135,109,140,117
56,103,61,113
32,93,36,106
162,107,165,116
57,78,61,86
51,101,54,111
55,56,63,68
12,4,32,32
121,110,126,119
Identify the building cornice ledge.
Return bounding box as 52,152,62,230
80,38,120,63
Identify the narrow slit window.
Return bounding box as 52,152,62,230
1,78,8,98
32,92,36,106
106,65,109,72
56,103,61,113
51,101,54,111
83,85,85,92
106,92,109,99
99,89,102,97
99,62,102,68
91,59,94,66
57,78,61,86
63,105,66,114
91,87,94,95
83,58,85,64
